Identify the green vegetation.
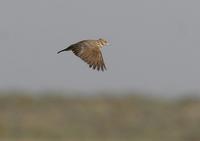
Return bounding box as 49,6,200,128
0,91,199,141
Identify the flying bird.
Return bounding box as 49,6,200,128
57,38,109,71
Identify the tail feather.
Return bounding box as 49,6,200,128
57,49,66,54
57,46,72,54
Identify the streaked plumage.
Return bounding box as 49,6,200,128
57,38,108,71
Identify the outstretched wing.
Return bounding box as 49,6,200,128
71,45,106,71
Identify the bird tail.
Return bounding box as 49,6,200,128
57,46,72,54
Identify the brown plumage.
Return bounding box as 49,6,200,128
57,38,108,71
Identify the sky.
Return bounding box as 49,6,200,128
0,0,200,96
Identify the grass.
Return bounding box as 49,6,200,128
0,91,199,141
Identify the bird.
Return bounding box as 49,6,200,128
57,38,109,71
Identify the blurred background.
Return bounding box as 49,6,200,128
0,0,200,141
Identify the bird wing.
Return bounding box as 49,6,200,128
72,45,106,71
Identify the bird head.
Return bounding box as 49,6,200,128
98,38,109,48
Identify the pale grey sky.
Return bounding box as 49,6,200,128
1,0,200,96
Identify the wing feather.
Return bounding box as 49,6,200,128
71,43,106,71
